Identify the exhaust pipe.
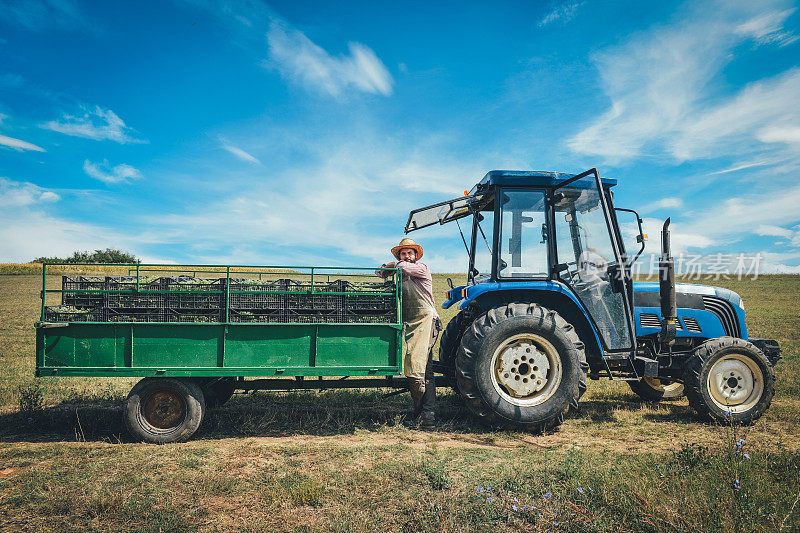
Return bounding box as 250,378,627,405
659,218,677,346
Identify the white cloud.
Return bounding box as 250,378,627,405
41,105,145,144
567,1,800,166
0,177,160,262
756,125,800,145
83,159,142,184
265,20,393,98
641,197,683,213
137,126,486,268
736,8,798,47
219,136,260,164
755,224,793,238
0,133,45,152
539,1,584,27
0,177,60,207
708,160,769,175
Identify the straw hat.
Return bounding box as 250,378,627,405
391,238,423,260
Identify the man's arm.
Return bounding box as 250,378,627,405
375,262,397,278
395,261,430,279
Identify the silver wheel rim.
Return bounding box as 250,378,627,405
706,353,764,413
490,333,562,407
643,378,683,394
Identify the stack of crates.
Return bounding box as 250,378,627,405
45,275,397,324
228,278,287,323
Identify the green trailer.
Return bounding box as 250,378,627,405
35,263,411,443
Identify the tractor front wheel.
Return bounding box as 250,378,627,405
455,303,588,431
684,337,775,424
629,378,685,401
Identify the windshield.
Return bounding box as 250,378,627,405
470,197,495,282
498,189,548,278
405,193,491,233
553,185,632,350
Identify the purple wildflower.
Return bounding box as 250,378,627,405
577,487,584,494
544,492,552,499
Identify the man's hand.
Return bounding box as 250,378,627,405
376,262,397,278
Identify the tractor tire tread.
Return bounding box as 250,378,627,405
455,302,588,431
684,336,775,424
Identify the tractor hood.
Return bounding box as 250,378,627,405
632,282,744,310
633,281,747,339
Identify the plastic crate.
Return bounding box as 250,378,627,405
342,309,397,323
105,276,165,309
106,307,165,323
345,293,395,312
61,276,106,308
228,278,287,309
229,308,286,323
286,279,347,310
44,306,104,323
163,277,225,310
162,308,224,323
344,280,396,293
285,308,344,323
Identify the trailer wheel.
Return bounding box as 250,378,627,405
439,307,477,392
629,378,684,401
685,337,775,424
124,378,205,443
455,303,587,431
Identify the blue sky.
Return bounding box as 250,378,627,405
1,0,799,272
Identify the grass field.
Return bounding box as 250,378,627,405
1,272,799,532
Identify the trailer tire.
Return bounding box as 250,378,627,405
439,307,477,392
124,378,205,443
685,337,775,424
455,303,587,432
629,378,684,401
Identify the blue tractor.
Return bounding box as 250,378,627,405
406,169,781,430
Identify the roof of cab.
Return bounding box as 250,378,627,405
478,170,617,189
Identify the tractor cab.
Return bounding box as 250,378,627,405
407,168,640,358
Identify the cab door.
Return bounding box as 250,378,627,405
551,169,636,354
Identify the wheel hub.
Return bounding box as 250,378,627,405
495,341,551,397
490,332,563,407
707,355,763,412
142,390,186,429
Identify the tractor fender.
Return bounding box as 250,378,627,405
465,282,604,370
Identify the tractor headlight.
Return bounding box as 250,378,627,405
738,298,745,311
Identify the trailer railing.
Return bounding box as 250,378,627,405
39,263,403,327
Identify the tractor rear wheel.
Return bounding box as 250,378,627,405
438,307,477,392
629,378,685,401
684,337,775,424
124,378,206,443
455,303,587,431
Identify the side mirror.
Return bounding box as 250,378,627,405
615,208,646,265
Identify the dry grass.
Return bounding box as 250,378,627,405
1,272,799,531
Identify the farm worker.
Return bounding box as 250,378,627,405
377,238,442,429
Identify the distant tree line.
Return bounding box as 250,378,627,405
33,248,139,264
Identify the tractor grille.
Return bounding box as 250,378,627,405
640,313,683,330
640,313,661,329
682,317,702,333
702,296,741,337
